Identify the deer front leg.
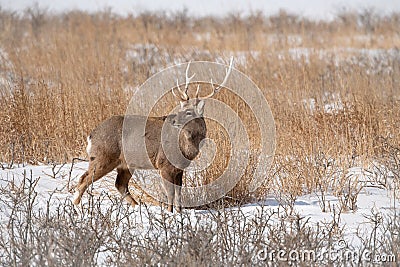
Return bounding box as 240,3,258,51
174,171,183,213
160,169,175,212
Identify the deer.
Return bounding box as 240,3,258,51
73,58,234,212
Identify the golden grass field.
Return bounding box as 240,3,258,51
0,8,399,205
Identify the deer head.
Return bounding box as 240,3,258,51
170,57,234,128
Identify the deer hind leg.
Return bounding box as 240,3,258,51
115,168,137,206
160,170,175,212
73,158,119,205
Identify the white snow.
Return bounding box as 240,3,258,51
0,162,398,252
303,92,344,114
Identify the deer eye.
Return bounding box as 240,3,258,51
186,111,192,116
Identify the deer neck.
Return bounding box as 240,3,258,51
179,118,206,160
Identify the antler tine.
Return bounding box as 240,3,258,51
201,56,234,100
172,61,196,102
184,61,196,95
217,56,234,90
172,86,185,101
195,84,200,99
173,79,188,101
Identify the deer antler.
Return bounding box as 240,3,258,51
199,56,234,100
172,57,234,101
172,61,196,102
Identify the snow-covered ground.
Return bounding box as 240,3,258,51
0,162,398,253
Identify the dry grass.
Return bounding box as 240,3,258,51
0,7,399,206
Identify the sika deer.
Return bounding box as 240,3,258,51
73,58,233,212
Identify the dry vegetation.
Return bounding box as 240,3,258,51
0,172,398,266
0,6,399,206
0,5,399,266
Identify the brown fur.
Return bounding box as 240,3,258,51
74,59,231,212
73,100,206,212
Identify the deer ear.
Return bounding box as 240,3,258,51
196,100,205,115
